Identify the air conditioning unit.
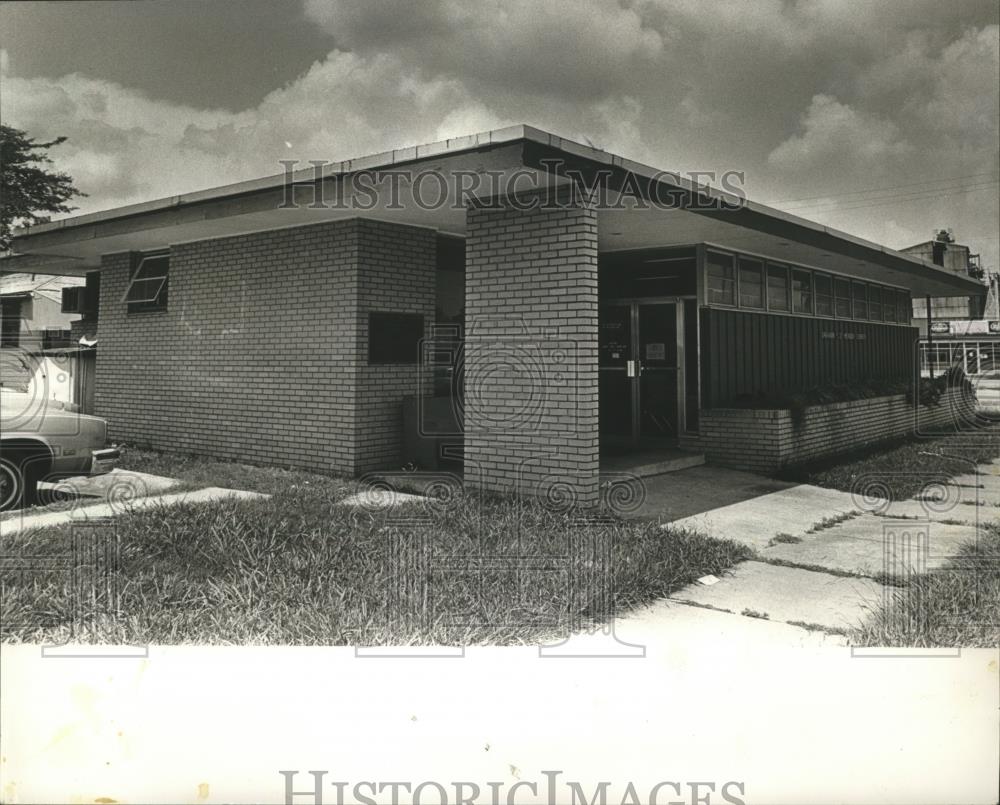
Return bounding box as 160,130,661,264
61,286,83,313
62,282,98,317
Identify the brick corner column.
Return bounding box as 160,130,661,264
463,198,600,507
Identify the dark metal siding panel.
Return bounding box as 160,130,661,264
700,307,918,406
700,307,714,406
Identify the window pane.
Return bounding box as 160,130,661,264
767,263,789,311
852,282,868,320
126,253,169,312
868,286,882,321
632,255,698,296
737,257,764,309
834,277,852,318
814,274,834,317
125,277,167,304
706,252,735,306
792,269,813,314
897,291,911,324
135,255,169,280
882,287,897,322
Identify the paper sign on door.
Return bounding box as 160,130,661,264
645,342,666,360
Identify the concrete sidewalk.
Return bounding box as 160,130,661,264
550,594,849,654
36,468,180,500
626,460,996,643
761,514,983,577
1,485,268,536
668,560,883,633
669,482,861,550
627,464,795,521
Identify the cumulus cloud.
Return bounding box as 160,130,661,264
921,25,1000,147
303,0,664,102
1,2,996,267
767,94,912,173
760,22,998,266
1,48,496,209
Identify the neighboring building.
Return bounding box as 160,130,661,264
902,234,992,333
62,270,101,344
2,126,982,503
0,272,98,410
901,234,999,377
0,272,85,350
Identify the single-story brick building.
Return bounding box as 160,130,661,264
4,126,982,505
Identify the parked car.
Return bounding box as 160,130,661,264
0,389,120,511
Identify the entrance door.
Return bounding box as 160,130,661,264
599,303,634,443
599,301,684,446
637,303,680,441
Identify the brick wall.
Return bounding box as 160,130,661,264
95,218,435,475
69,317,97,343
463,199,600,506
355,219,436,473
685,390,970,473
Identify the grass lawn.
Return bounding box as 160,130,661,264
119,446,356,497
7,429,998,647
0,447,345,523
781,422,1000,501
853,523,1000,648
1,451,751,645
785,421,1000,647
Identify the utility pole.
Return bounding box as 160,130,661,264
926,294,934,381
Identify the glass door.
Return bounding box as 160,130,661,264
599,300,685,447
599,303,635,445
637,303,680,443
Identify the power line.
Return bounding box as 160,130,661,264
780,179,998,211
780,181,999,215
760,171,999,205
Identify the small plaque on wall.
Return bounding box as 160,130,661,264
369,311,424,364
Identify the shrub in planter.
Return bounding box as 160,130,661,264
908,366,976,409
727,378,912,416
725,370,976,419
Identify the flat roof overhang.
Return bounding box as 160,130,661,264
3,125,983,298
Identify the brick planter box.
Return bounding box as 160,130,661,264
684,390,970,474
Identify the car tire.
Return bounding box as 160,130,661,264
0,453,46,512
0,456,25,512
